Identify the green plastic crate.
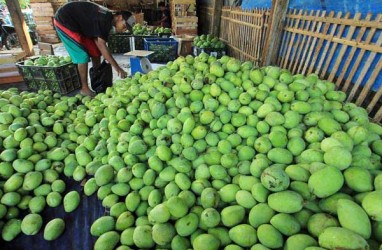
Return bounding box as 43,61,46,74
16,60,81,95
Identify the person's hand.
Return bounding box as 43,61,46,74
116,66,127,78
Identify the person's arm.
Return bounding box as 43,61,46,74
94,37,127,78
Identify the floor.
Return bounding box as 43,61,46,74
0,45,164,93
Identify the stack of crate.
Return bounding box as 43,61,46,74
30,1,61,43
170,0,198,35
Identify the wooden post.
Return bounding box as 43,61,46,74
211,0,223,36
261,0,289,66
6,0,34,56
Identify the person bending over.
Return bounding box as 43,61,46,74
54,1,135,96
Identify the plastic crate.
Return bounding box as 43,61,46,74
16,60,81,95
132,35,159,50
144,37,178,63
108,33,132,53
193,46,226,58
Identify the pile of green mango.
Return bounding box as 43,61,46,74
154,27,172,35
132,23,154,36
193,34,226,50
23,55,72,67
0,52,382,250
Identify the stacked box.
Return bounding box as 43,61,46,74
31,2,60,43
170,0,198,35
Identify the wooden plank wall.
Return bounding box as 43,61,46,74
199,5,213,34
278,10,382,122
220,7,269,65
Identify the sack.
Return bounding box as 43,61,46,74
89,60,113,94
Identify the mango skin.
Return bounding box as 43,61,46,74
2,219,21,241
257,224,282,248
270,213,301,236
362,190,382,221
229,224,257,247
261,166,290,192
344,167,373,193
307,213,339,238
43,218,65,241
268,191,303,213
318,193,353,215
284,234,318,250
21,213,43,235
318,227,369,250
91,216,115,237
94,231,120,250
133,225,155,248
63,190,80,213
337,198,371,239
308,165,344,198
192,233,220,250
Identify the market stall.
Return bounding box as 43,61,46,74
0,0,381,249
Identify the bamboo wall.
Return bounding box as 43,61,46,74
278,10,382,122
198,7,382,123
220,7,269,64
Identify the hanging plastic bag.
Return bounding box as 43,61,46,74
89,60,113,94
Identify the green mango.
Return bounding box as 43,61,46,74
323,146,352,170
12,159,34,173
284,234,318,250
21,213,43,235
47,147,69,161
149,204,171,224
2,219,21,241
337,199,371,239
229,224,257,247
317,117,342,135
192,233,220,250
95,165,114,186
248,203,275,228
63,191,80,213
344,167,373,192
362,190,382,221
270,213,301,236
319,227,368,250
261,166,290,192
257,224,282,248
133,225,155,248
221,205,245,227
308,165,344,198
267,148,293,164
91,216,115,237
4,173,23,192
94,231,120,250
44,218,65,241
22,171,43,191
152,223,176,246
307,213,339,238
268,191,303,213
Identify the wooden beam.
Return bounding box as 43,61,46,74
211,0,223,36
262,0,289,66
6,0,34,56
